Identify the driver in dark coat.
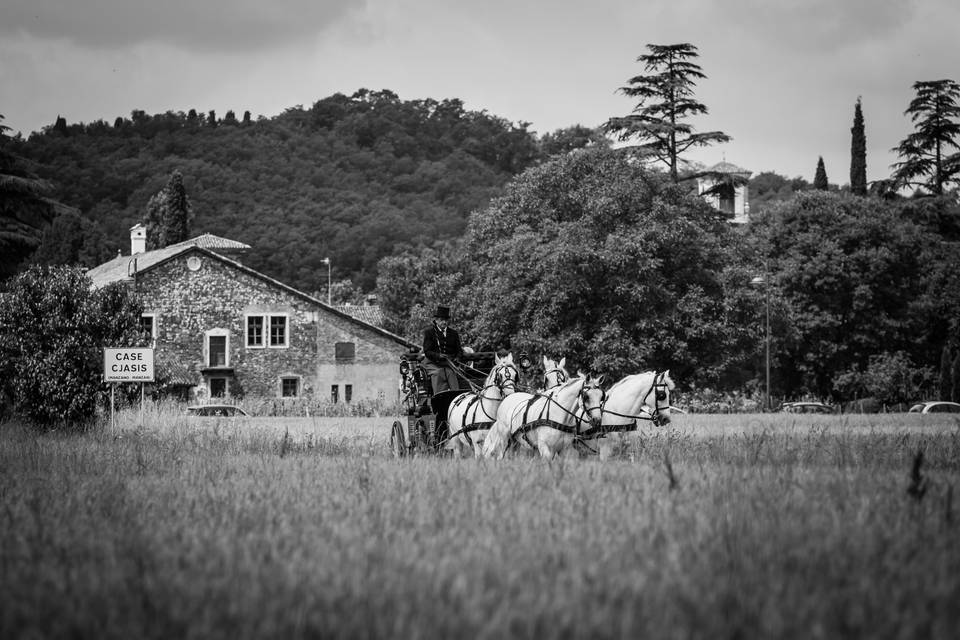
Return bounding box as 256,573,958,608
422,305,463,393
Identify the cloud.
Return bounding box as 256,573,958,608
0,0,365,51
695,0,918,54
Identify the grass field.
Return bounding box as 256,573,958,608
3,409,959,639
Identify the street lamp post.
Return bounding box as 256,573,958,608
321,258,331,307
750,274,771,411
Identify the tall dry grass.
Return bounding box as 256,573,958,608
2,411,959,639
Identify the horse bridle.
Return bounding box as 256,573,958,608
543,366,568,389
492,363,519,392
599,371,671,428
578,379,606,427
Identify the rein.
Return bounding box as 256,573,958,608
577,371,671,440
510,380,603,448
447,362,519,445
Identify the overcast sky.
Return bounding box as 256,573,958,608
2,0,958,183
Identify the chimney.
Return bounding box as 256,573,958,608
130,224,146,255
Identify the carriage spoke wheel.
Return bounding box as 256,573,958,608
390,421,407,458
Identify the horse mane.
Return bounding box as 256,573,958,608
606,371,657,395
545,374,584,396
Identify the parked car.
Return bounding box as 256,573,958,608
186,404,249,417
908,401,960,414
780,401,835,414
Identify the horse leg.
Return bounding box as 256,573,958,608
536,434,555,460
471,432,486,459
482,421,505,459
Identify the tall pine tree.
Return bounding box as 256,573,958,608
604,43,730,182
814,156,829,190
891,79,960,195
850,97,867,196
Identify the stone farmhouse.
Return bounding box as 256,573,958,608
87,225,414,403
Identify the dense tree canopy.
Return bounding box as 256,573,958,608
750,191,951,399
0,115,59,279
7,90,545,291
0,266,144,427
458,147,753,383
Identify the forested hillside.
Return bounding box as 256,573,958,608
5,90,550,291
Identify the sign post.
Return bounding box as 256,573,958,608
104,347,155,427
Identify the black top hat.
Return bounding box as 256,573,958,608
434,305,451,320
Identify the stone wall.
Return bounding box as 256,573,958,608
136,248,408,402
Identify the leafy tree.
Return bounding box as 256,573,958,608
539,125,609,157
836,351,934,406
30,210,110,267
891,79,960,195
10,92,542,292
813,157,829,190
605,43,731,182
850,97,868,196
0,114,57,279
462,147,747,384
752,192,936,399
143,170,192,249
0,265,144,428
376,243,465,340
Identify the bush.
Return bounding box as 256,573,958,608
0,265,143,429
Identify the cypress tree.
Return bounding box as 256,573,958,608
142,170,191,249
850,97,867,196
814,156,829,190
164,171,190,244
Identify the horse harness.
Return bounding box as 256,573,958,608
510,379,606,450
542,366,568,389
576,371,672,442
445,363,519,446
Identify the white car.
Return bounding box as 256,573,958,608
908,401,960,414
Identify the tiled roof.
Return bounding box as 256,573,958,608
706,161,752,176
170,233,251,251
86,234,250,289
336,305,384,327
86,243,192,289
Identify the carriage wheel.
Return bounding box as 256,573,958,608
390,421,407,458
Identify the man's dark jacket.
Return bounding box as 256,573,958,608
423,323,462,365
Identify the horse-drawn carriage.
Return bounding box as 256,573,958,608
389,349,521,457
389,348,676,459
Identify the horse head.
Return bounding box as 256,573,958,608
578,373,606,428
645,370,675,426
541,355,569,391
491,352,519,397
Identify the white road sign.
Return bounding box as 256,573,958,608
103,347,155,382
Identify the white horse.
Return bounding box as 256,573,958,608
445,353,519,458
540,356,569,391
576,370,675,458
482,373,605,460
